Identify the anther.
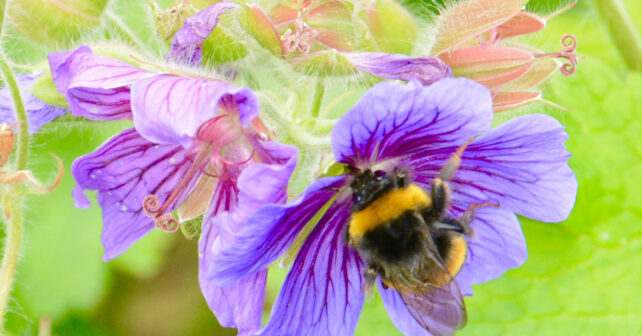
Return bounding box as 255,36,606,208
281,16,318,54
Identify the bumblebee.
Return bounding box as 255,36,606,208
345,140,491,336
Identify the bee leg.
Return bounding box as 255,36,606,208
424,177,451,221
447,202,500,236
362,265,379,295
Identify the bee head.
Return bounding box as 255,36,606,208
349,168,410,212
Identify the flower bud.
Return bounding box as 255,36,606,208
431,0,524,55
362,0,417,54
240,5,284,56
439,46,533,89
9,0,108,46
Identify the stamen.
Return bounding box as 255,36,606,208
142,143,212,231
281,16,318,54
534,34,578,76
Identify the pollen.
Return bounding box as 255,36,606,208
349,185,431,238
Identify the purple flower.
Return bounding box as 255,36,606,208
208,78,577,335
48,46,297,334
166,2,451,85
0,74,68,133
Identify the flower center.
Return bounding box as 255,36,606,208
281,16,318,54
142,113,255,232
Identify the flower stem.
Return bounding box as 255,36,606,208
0,198,23,330
0,55,29,170
309,80,324,119
594,0,642,71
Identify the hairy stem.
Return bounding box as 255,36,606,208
0,198,24,330
309,80,324,118
0,55,29,170
594,0,642,71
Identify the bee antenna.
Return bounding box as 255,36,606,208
437,138,474,181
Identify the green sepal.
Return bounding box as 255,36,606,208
202,20,248,67
30,70,68,108
180,215,203,241
294,50,358,78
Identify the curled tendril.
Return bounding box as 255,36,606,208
143,194,161,216
154,214,179,232
559,34,578,76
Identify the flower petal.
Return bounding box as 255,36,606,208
131,75,258,148
412,114,577,222
198,141,297,332
0,74,67,134
343,52,452,85
48,46,155,120
200,210,266,335
331,78,492,167
258,200,365,335
167,1,238,65
72,129,198,259
209,175,345,285
452,207,525,295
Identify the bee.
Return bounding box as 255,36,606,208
345,140,493,336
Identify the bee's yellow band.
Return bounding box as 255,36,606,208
349,185,431,238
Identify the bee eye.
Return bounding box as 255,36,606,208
374,170,386,180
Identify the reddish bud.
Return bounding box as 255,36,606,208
493,91,541,112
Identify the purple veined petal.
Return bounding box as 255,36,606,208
234,142,298,213
378,280,432,336
331,78,493,167
199,187,266,335
343,52,452,85
198,142,297,333
48,46,156,120
167,1,238,65
412,113,577,223
258,200,365,336
451,207,525,295
0,74,68,134
131,75,258,148
72,128,200,260
209,175,346,286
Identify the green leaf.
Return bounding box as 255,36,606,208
459,59,642,335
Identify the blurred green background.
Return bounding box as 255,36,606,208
1,0,641,335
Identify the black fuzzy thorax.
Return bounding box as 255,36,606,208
359,210,426,263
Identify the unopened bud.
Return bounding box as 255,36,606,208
363,0,417,54
240,5,284,56
431,0,524,55
439,46,533,88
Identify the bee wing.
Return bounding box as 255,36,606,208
398,280,467,336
